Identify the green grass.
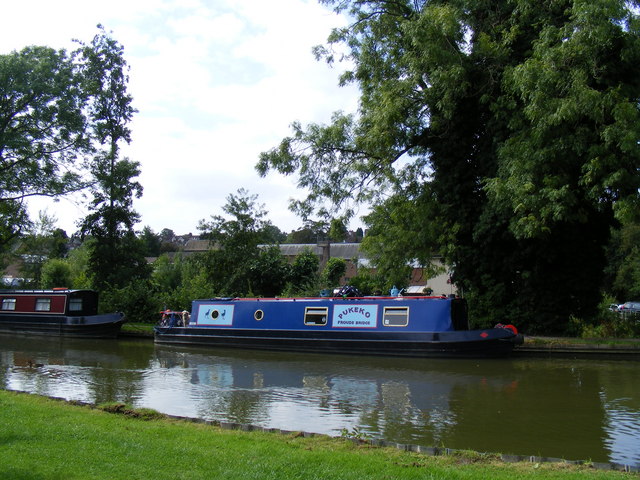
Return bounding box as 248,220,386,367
524,336,640,348
0,390,634,480
120,322,155,336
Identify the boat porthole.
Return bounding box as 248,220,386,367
211,309,219,319
254,309,264,321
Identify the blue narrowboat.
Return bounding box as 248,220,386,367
154,294,522,357
0,289,126,338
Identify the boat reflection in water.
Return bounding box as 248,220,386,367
0,336,154,406
1,335,639,468
152,345,505,443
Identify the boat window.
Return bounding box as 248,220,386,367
69,298,83,312
304,307,328,326
383,307,409,327
35,298,51,312
2,298,16,311
254,309,264,321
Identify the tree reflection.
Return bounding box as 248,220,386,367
1,336,639,467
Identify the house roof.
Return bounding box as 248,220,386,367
183,239,211,252
180,241,366,261
273,243,364,260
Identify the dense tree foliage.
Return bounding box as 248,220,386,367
76,27,148,290
197,189,286,296
285,221,328,243
16,212,68,286
0,26,148,293
604,220,640,302
40,258,73,289
0,45,90,256
259,0,640,333
328,218,348,242
286,247,321,294
321,256,347,287
247,245,292,297
140,226,162,257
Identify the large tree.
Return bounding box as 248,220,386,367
258,0,640,333
0,46,90,255
198,189,285,296
77,26,147,289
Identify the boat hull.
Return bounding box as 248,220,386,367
154,326,521,358
0,312,126,339
153,296,522,358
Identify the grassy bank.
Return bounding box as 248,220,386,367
120,322,155,336
0,390,634,480
524,336,640,347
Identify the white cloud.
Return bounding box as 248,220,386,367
2,0,360,235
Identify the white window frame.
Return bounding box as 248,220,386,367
304,307,328,326
382,306,409,327
2,298,16,311
35,298,51,312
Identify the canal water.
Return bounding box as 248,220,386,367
1,335,639,467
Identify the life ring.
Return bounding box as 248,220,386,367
495,323,518,335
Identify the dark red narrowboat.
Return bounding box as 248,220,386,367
0,289,125,338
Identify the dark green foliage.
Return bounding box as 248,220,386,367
285,221,328,243
80,151,145,288
348,268,404,297
288,247,320,292
0,45,90,255
85,235,151,290
151,253,183,292
354,227,364,243
604,221,640,302
198,189,284,297
247,246,292,296
99,279,157,323
575,295,640,338
361,184,441,292
328,218,348,242
0,201,29,268
259,0,640,333
49,228,69,259
158,228,180,253
76,26,147,291
321,257,347,287
139,226,162,257
261,224,287,244
40,259,73,289
15,213,70,287
153,253,215,314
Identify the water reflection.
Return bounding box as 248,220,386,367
0,336,153,405
149,346,518,446
0,335,638,467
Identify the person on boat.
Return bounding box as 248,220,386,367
160,309,179,327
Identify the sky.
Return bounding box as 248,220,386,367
1,0,360,236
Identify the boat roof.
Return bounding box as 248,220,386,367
194,295,452,302
0,289,93,295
